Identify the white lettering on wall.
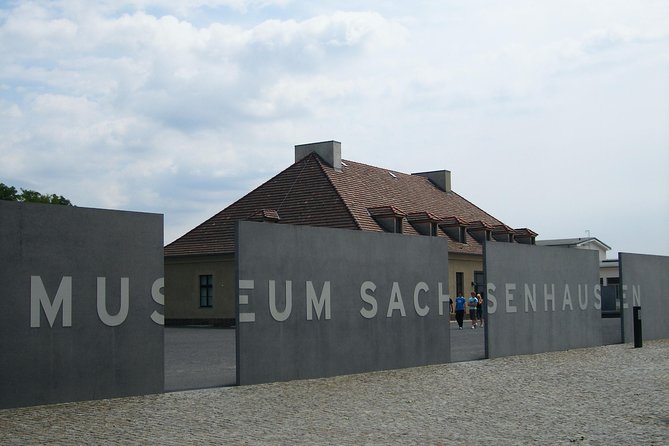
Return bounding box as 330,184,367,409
622,284,628,309
632,285,641,307
269,280,292,322
562,284,573,311
150,278,164,326
386,282,407,317
306,281,331,321
413,282,430,317
486,282,606,314
578,284,588,310
238,280,256,322
524,283,536,313
97,277,129,327
438,282,449,316
30,276,72,328
360,281,378,319
593,284,601,310
30,275,166,327
544,284,555,312
505,283,517,313
487,282,497,314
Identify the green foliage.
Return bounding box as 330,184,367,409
0,183,18,201
0,182,72,205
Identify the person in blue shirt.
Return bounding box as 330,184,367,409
468,291,479,328
454,292,466,329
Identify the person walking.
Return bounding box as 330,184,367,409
476,293,484,327
468,291,479,328
455,292,466,329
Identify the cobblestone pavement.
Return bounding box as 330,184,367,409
164,327,237,391
1,340,667,445
164,323,485,392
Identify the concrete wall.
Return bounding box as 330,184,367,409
164,251,479,326
620,253,669,342
0,201,164,409
485,242,602,359
164,254,235,324
236,221,451,385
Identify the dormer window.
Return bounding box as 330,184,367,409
407,211,440,236
247,209,281,223
394,217,403,233
492,224,515,242
438,216,468,243
466,221,493,244
367,206,407,234
513,228,538,245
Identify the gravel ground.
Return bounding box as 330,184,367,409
1,340,667,445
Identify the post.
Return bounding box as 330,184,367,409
633,306,642,348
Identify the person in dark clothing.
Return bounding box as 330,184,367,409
454,292,466,329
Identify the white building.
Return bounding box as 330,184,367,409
536,237,619,286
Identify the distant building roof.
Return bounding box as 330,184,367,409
536,237,611,251
165,151,537,257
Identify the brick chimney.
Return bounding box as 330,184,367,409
411,170,451,193
295,140,342,172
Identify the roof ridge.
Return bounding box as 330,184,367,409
314,155,363,230
165,156,317,253
341,158,408,176
446,189,505,226
275,156,311,213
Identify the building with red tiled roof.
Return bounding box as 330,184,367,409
164,141,537,325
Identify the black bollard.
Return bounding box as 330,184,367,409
633,306,642,348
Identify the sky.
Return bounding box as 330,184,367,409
1,0,668,258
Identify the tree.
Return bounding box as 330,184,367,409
0,183,18,201
0,182,72,205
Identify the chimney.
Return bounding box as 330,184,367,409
411,170,451,193
295,140,342,172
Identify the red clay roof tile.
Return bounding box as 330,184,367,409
165,152,534,257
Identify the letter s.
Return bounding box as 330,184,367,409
151,278,165,325
487,282,497,314
360,281,377,319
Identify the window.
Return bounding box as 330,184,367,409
459,227,467,243
394,217,403,233
456,272,464,296
200,275,213,307
473,271,484,294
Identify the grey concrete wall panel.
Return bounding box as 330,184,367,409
619,253,669,342
236,221,451,385
485,242,602,359
0,201,164,409
601,318,622,345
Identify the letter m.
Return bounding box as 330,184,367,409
306,281,331,321
31,276,72,328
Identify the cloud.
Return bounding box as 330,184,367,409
0,1,667,254
0,3,410,246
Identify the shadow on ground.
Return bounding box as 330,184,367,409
164,327,236,392
165,317,621,392
164,322,487,392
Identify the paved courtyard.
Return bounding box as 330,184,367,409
1,338,667,445
164,322,486,391
164,327,237,391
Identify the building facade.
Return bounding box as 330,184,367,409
164,141,538,325
536,237,618,285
